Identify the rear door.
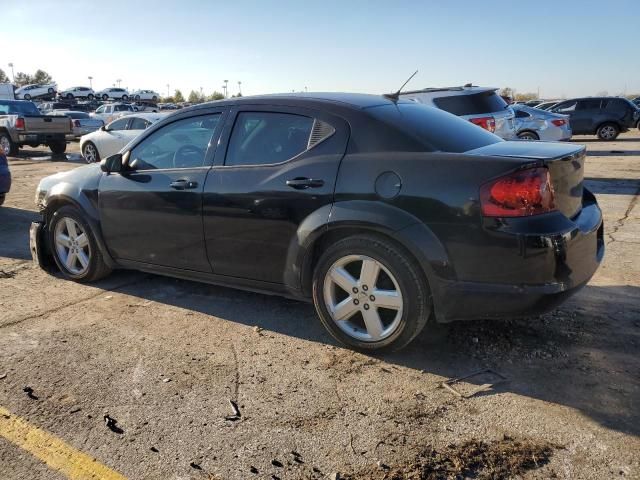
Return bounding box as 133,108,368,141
574,99,602,133
552,100,581,132
203,105,349,284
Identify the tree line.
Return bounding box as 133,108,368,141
0,68,54,86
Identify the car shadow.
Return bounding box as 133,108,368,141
573,137,640,143
0,206,40,260
585,150,640,156
9,148,85,164
81,271,639,438
585,177,640,196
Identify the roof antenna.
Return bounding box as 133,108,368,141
384,70,418,101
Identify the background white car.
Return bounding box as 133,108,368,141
131,90,160,102
95,87,129,101
80,113,165,162
58,86,95,100
90,103,136,124
14,83,57,100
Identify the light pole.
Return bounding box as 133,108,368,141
116,79,122,87
224,79,229,98
238,81,242,96
166,84,170,97
8,63,15,82
88,76,93,89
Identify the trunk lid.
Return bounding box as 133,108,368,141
467,141,585,218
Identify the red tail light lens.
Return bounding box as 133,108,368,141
469,116,496,133
15,118,25,130
551,119,566,127
73,120,81,127
480,167,556,217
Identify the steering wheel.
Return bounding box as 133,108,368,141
173,144,204,169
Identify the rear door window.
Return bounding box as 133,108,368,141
577,99,602,110
433,91,508,115
108,118,129,130
225,112,314,166
129,117,151,130
515,109,530,118
554,101,577,113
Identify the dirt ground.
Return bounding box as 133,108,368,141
0,135,638,480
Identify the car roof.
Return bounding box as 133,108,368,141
399,85,497,96
180,92,411,114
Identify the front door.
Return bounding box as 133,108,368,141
203,106,349,284
99,112,224,271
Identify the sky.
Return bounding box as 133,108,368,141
1,0,639,99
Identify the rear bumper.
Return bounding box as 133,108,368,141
433,191,604,322
18,133,66,145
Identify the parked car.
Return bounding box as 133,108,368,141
549,97,640,140
14,83,57,100
58,86,95,100
0,100,71,155
32,93,603,352
80,113,164,162
0,83,15,100
534,101,561,111
90,103,135,124
131,90,160,102
0,144,10,205
51,111,104,139
399,85,517,139
512,104,572,141
94,88,129,101
158,103,181,110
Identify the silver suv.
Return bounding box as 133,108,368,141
399,85,516,139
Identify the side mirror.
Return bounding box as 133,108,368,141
100,153,123,173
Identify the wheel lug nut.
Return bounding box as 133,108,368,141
370,295,375,302
353,299,359,305
363,304,370,310
362,285,368,291
352,287,358,294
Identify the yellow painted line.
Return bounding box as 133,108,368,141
0,406,127,480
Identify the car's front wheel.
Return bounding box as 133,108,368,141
102,94,109,101
122,95,128,101
597,123,619,141
82,142,100,163
88,94,94,100
49,206,112,282
312,235,431,352
0,132,19,156
24,94,31,100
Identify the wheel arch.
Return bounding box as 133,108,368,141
285,200,455,305
517,129,539,139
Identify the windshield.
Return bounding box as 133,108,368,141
0,101,41,116
367,103,502,153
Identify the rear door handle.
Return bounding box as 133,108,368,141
170,179,198,190
286,177,325,189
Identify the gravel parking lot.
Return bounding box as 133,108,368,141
0,136,638,479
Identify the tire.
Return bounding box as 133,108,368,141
49,141,67,155
82,141,100,163
122,95,128,101
24,94,31,100
517,131,539,141
0,194,5,206
66,93,74,99
312,234,431,352
152,96,157,102
48,205,112,282
88,94,94,100
0,132,19,156
134,95,140,101
596,122,619,141
48,88,54,94
102,94,109,101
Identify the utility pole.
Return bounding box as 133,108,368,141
88,76,93,89
224,79,229,98
238,81,242,96
166,84,170,97
116,79,122,87
8,63,15,82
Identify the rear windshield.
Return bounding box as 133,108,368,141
433,91,508,116
0,101,41,116
63,112,90,119
368,103,502,153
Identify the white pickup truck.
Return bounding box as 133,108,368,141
0,100,71,155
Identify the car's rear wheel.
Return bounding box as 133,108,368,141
517,130,539,140
82,142,100,163
597,123,619,141
49,206,112,282
152,96,158,102
312,235,431,352
122,95,129,101
24,94,31,100
66,93,74,99
48,88,54,94
102,94,109,101
0,132,18,156
88,94,94,100
135,95,140,101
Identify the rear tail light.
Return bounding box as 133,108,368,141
480,167,556,217
15,117,25,130
551,119,566,127
69,118,74,130
73,120,81,127
469,116,496,133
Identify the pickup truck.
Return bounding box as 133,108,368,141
0,100,71,155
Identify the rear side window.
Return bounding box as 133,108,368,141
107,118,129,131
554,101,577,112
433,91,508,115
603,99,630,111
577,99,602,110
225,112,314,166
515,109,530,118
129,117,150,130
367,103,502,153
67,112,90,119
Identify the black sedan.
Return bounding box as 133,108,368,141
30,93,604,352
0,146,10,205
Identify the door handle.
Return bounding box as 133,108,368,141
170,179,198,190
286,177,325,189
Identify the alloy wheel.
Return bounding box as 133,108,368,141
323,255,403,342
600,125,616,140
0,135,11,154
54,217,91,275
83,144,97,163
